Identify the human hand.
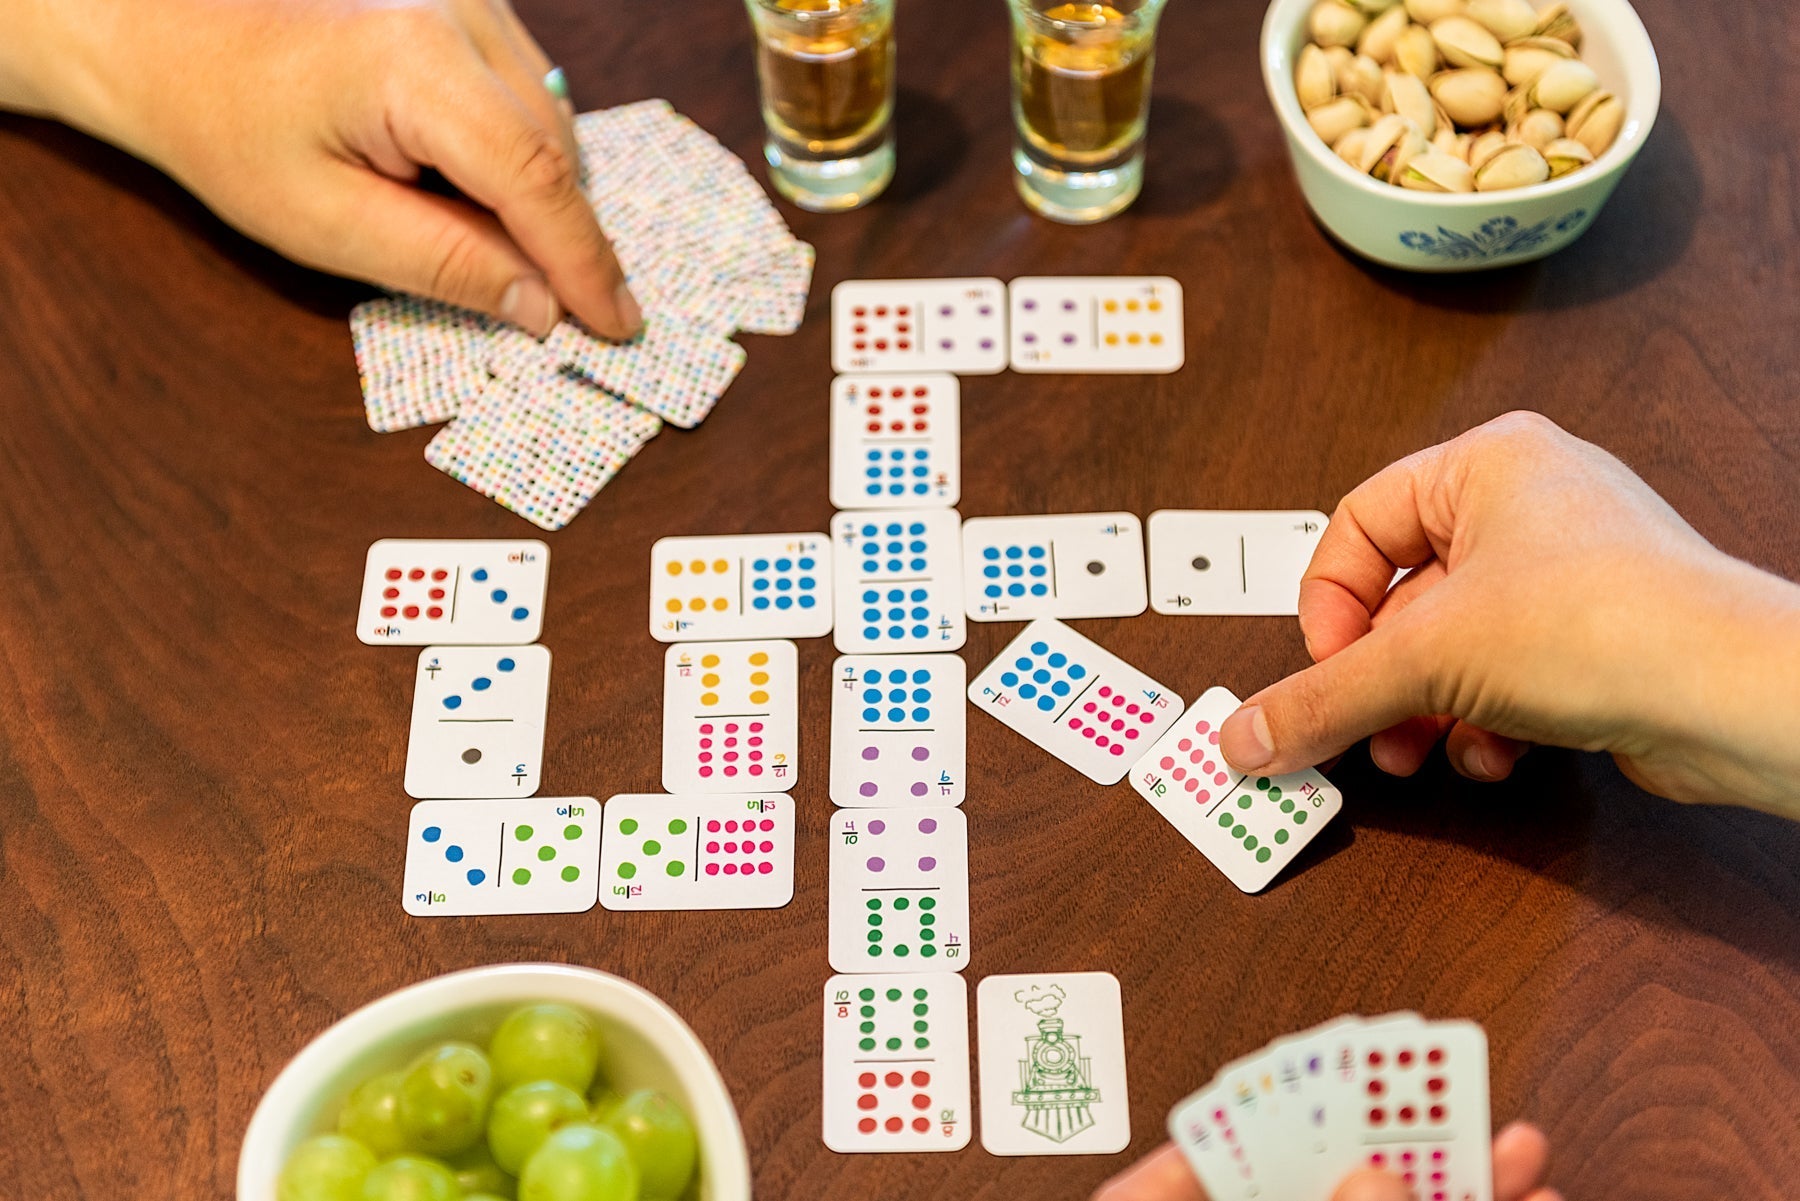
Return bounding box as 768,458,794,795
1093,1120,1560,1201
1217,412,1800,817
7,0,637,338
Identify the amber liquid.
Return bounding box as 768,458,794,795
755,0,894,157
1014,4,1154,166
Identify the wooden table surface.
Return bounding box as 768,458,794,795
3,0,1798,1198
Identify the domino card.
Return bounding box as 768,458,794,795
1169,1083,1265,1201
831,510,966,654
961,513,1148,622
829,654,966,807
827,807,969,974
405,645,551,799
831,279,1008,375
829,374,961,510
822,973,971,1153
976,972,1130,1156
1148,510,1329,616
648,533,832,642
1128,686,1342,893
661,641,798,793
1008,276,1184,373
403,796,599,916
598,794,793,911
968,619,1182,786
357,539,549,645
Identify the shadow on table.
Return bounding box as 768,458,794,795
1136,95,1239,217
880,85,972,206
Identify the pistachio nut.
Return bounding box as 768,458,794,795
1466,0,1538,42
1501,36,1578,86
1357,4,1411,63
1322,44,1357,79
1541,136,1595,176
1534,1,1582,48
1310,0,1369,48
1341,54,1387,104
1512,107,1564,150
1395,24,1440,76
1404,0,1465,22
1369,118,1431,181
1527,58,1599,112
1297,43,1339,109
1399,148,1477,190
1346,0,1402,12
1308,94,1375,145
1333,126,1374,167
1502,81,1532,126
1473,141,1550,190
1429,67,1507,126
1383,69,1439,136
1429,15,1504,69
1468,127,1509,169
1564,89,1624,155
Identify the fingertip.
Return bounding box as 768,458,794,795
1331,1168,1416,1201
499,274,560,338
1091,1143,1207,1201
1492,1120,1552,1201
1220,705,1275,773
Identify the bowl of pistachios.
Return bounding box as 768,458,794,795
1262,0,1659,270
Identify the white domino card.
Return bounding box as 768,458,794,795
1008,276,1184,373
831,509,967,654
831,279,1008,375
661,641,799,793
969,618,1182,785
976,972,1131,1156
829,374,961,510
828,807,970,974
598,794,793,911
822,973,972,1153
405,645,550,799
403,796,599,916
1148,510,1329,616
1128,687,1342,893
829,654,966,807
648,533,832,642
961,513,1147,622
357,539,548,645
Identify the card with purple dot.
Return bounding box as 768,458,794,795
829,654,966,808
831,278,1008,376
827,806,969,974
1009,276,1185,374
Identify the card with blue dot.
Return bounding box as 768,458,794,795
830,509,968,655
961,513,1148,622
831,278,1009,375
1129,687,1342,893
829,654,966,808
968,618,1183,785
405,644,550,800
402,796,600,916
357,538,549,646
1008,276,1185,374
829,373,960,511
648,533,834,642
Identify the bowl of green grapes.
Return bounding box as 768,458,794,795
239,964,751,1201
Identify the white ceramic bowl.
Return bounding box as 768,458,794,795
238,964,751,1201
1261,0,1660,270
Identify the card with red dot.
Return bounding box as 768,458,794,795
968,618,1182,786
661,641,798,794
1168,1080,1264,1201
356,539,549,646
961,512,1148,622
648,533,833,642
1007,277,1185,374
830,278,1008,375
597,794,794,911
1128,686,1342,893
829,654,966,808
828,374,961,510
827,807,970,974
821,972,971,1153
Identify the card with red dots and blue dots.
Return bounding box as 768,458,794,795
401,796,599,916
1128,686,1342,894
827,807,969,974
661,641,798,794
828,374,960,511
1008,276,1185,373
961,512,1148,622
968,618,1182,785
648,533,833,642
830,278,1009,375
821,972,971,1153
828,654,966,808
597,794,794,911
404,645,550,800
830,509,967,655
356,539,548,645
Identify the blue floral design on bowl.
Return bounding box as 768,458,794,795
1398,210,1590,262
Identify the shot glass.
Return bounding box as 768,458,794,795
746,0,897,212
1007,0,1169,223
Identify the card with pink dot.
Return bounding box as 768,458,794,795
821,972,971,1153
597,794,793,911
831,278,1008,375
827,807,969,975
828,654,966,808
660,641,798,794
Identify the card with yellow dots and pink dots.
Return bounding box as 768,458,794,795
660,641,799,795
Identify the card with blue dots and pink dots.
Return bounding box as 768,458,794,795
830,510,967,655
828,374,960,511
648,533,833,642
961,513,1148,622
356,539,549,646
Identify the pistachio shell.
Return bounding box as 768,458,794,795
1341,54,1387,104
1395,24,1440,76
1466,0,1537,42
1404,0,1464,22
1502,81,1532,126
1333,126,1374,166
1358,112,1427,178
1310,0,1369,48
1431,127,1472,161
1528,58,1598,112
1429,15,1504,69
1542,136,1595,176
1357,4,1411,63
1297,44,1339,109
1400,149,1476,190
1473,142,1550,189
1347,0,1402,12
1535,1,1582,47
1308,94,1375,144
1468,128,1509,168
1512,107,1564,150
1429,67,1507,126
1501,36,1578,86
1383,69,1438,136
1322,44,1357,78
1565,90,1624,155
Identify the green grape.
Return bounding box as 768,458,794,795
465,1195,512,1201
451,1143,516,1198
397,1041,495,1157
519,1124,639,1201
602,1092,697,1201
338,1071,412,1158
278,1134,377,1201
487,1080,591,1175
586,1087,624,1127
359,1156,460,1201
489,1005,604,1094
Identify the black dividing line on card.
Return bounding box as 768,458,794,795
450,566,463,623
494,821,508,887
1090,298,1099,351
1050,671,1100,724
861,887,941,894
1048,542,1059,598
858,724,937,734
737,556,746,615
686,816,700,881
1240,536,1248,595
439,718,514,724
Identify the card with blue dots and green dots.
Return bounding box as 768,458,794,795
402,796,599,916
357,538,549,645
828,374,960,511
648,533,833,642
830,510,967,655
961,513,1147,622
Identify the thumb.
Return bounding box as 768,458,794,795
1332,1169,1417,1201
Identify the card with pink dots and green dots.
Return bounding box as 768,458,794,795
402,796,599,916
597,794,793,911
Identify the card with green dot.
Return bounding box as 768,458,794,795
827,807,969,974
598,793,793,910
402,797,599,916
821,972,970,1153
1129,687,1343,894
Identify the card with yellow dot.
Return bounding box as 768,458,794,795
1007,277,1184,374
598,793,794,911
661,640,799,794
648,533,834,642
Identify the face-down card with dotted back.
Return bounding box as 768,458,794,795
831,278,1009,375
402,796,600,916
830,509,967,654
648,533,832,642
405,645,550,800
1128,686,1342,893
961,513,1148,622
829,373,960,510
827,807,969,974
661,641,798,793
357,538,549,645
1008,276,1184,373
829,654,966,808
968,618,1182,786
598,794,794,910
821,972,972,1153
